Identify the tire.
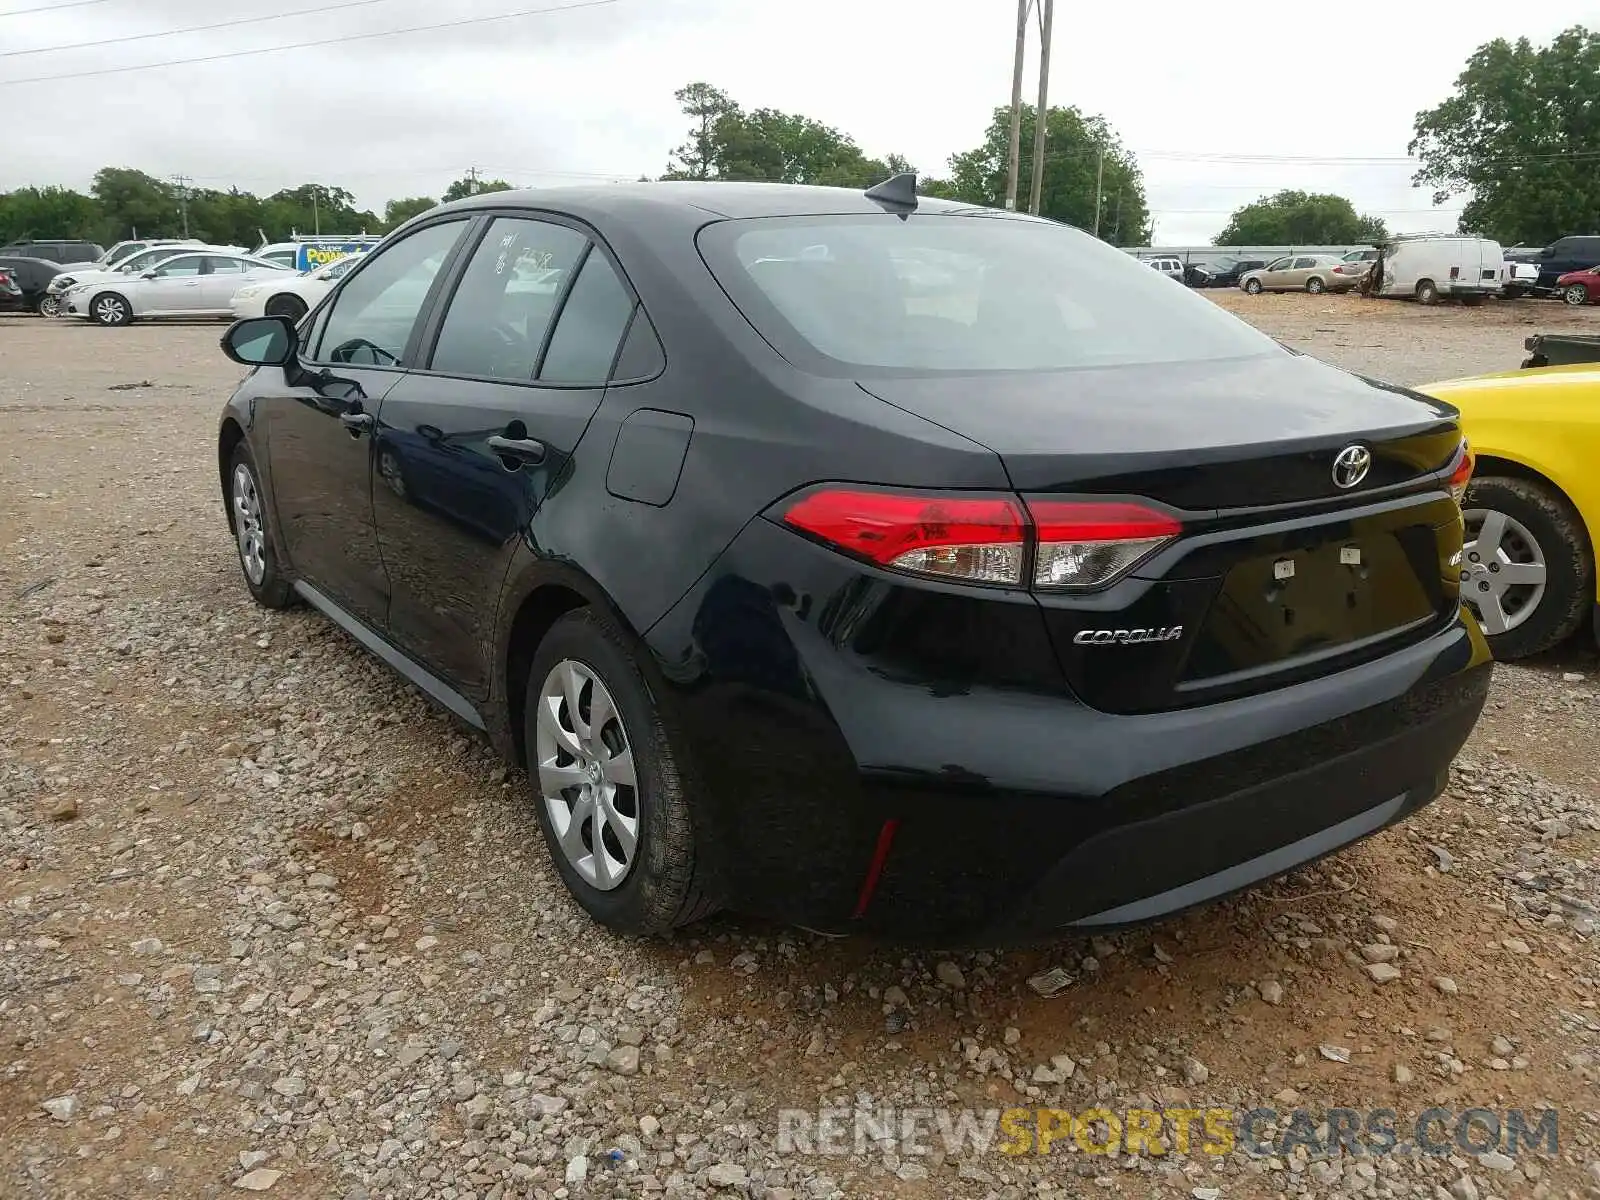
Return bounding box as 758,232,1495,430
1503,285,1525,300
90,291,131,326
1564,283,1590,307
227,443,293,609
37,294,60,318
1306,276,1326,294
1461,476,1594,660
1243,278,1263,295
523,608,718,934
265,294,308,322
1415,280,1438,306
1460,294,1486,307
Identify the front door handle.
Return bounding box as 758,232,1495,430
339,411,374,437
487,435,546,466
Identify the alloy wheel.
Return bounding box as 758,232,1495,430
231,463,267,586
38,295,60,318
1461,507,1548,636
534,659,639,891
94,295,127,325
1565,284,1589,307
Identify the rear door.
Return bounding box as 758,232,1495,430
263,218,475,629
136,252,206,314
372,213,641,695
194,255,255,311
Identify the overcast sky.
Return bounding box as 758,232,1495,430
0,0,1591,244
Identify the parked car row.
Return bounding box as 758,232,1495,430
3,238,371,325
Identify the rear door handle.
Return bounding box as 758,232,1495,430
339,411,374,436
487,435,546,465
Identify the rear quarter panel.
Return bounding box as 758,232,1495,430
1420,368,1600,600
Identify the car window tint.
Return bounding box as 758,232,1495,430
539,251,635,384
1265,258,1290,271
154,256,203,277
206,257,249,274
315,221,466,367
430,218,587,381
700,214,1278,374
1293,257,1316,269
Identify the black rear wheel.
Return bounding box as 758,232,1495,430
265,294,308,322
524,609,718,934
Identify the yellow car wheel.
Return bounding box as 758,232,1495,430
1462,476,1595,659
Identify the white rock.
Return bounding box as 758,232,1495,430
234,1168,283,1191
41,1095,77,1122
1259,980,1283,1006
1364,962,1402,984
935,961,966,989
707,1163,748,1188
565,1155,589,1185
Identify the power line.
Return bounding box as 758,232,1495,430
0,0,116,18
0,0,617,87
2,0,404,58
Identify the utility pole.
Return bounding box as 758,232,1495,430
1004,0,1029,211
170,174,192,238
465,166,482,196
1092,147,1105,237
1027,0,1054,216
1112,189,1123,243
311,186,321,235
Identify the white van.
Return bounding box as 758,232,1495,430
1371,235,1504,305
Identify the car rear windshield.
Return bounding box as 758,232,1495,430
697,214,1280,376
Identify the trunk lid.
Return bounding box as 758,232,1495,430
860,354,1467,713
858,353,1460,505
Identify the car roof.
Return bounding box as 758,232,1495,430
433,180,997,222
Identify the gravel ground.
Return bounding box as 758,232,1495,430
3,300,1599,1200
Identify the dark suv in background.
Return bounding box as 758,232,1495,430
0,239,104,265
1506,234,1600,295
215,180,1491,943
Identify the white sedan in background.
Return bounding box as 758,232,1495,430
230,253,365,322
63,252,291,326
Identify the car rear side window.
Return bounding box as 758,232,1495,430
538,251,634,384
430,217,587,382
699,214,1278,375
1293,257,1316,269
314,220,467,367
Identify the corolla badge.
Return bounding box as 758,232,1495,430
1072,626,1184,646
1332,444,1372,489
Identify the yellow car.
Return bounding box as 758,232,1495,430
1417,362,1599,660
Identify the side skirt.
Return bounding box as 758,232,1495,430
292,580,486,731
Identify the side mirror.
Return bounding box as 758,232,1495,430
221,315,296,367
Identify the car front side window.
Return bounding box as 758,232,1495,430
1265,258,1291,272
153,256,203,278
312,221,468,367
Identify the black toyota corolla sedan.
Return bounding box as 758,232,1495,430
216,177,1490,943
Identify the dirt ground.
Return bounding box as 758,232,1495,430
3,295,1599,1200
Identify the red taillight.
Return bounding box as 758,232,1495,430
1448,438,1474,505
779,488,1180,590
780,488,1027,584
1027,499,1182,589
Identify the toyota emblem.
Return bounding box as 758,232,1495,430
1332,444,1371,489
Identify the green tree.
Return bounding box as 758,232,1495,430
441,176,513,203
938,105,1151,242
1410,26,1600,246
91,168,179,240
659,83,912,189
0,185,103,244
262,184,377,237
1214,190,1388,246
665,82,737,179
384,196,437,229
189,188,267,248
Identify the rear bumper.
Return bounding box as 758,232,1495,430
647,519,1492,944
